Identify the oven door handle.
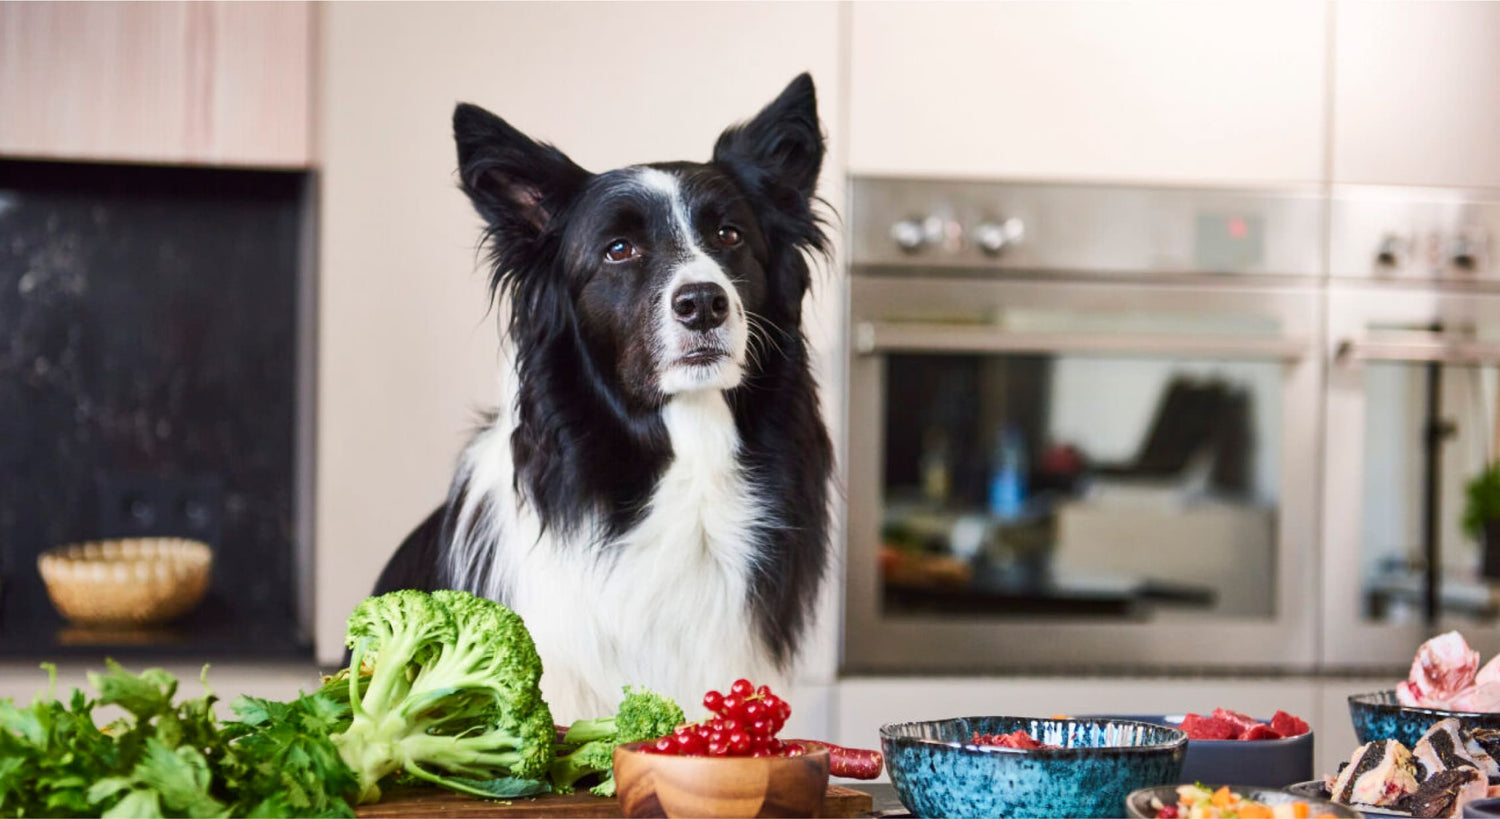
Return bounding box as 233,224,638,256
1337,333,1500,365
854,321,1312,360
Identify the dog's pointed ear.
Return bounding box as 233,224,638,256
711,73,824,201
454,102,590,235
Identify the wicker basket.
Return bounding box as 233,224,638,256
37,538,212,626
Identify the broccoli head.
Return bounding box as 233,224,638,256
552,686,684,796
331,589,554,803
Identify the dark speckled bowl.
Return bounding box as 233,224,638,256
1349,690,1500,748
880,716,1188,819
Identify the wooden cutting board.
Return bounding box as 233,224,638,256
355,785,874,818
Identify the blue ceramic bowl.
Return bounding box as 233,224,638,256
1092,714,1314,788
1349,690,1500,748
880,716,1188,819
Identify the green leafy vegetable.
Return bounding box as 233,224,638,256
0,661,357,819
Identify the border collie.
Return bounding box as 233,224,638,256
373,74,833,721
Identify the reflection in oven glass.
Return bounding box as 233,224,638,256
1362,362,1500,626
880,353,1282,621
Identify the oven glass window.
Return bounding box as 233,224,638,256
1361,361,1500,626
880,353,1283,622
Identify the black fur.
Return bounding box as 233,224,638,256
376,74,833,667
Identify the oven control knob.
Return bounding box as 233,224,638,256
891,216,950,253
975,218,1025,256
1376,235,1402,267
1453,235,1481,271
890,219,927,252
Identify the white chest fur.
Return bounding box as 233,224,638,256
452,389,780,721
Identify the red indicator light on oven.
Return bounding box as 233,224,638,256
1227,217,1248,239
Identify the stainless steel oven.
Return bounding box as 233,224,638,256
1322,186,1500,669
844,178,1325,672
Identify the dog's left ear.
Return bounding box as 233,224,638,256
453,102,591,238
712,73,824,203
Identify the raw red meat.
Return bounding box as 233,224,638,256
1406,631,1481,705
970,730,1059,750
1270,710,1310,738
1211,708,1262,738
1241,723,1283,741
1180,713,1239,740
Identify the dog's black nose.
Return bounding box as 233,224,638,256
672,282,730,331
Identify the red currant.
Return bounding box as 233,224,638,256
743,701,764,721
653,736,677,754
730,678,755,697
750,717,772,736
751,749,771,758
695,724,713,741
720,695,742,719
708,740,730,756
784,744,805,758
719,718,741,733
728,730,752,755
676,732,706,754
755,684,773,698
703,690,725,714
767,738,784,754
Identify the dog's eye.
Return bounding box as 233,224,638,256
604,239,638,262
716,226,743,247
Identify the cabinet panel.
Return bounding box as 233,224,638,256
0,1,311,167
1332,2,1500,188
849,2,1327,184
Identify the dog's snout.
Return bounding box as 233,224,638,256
672,282,730,331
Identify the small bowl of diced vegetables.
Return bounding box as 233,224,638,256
1124,784,1359,819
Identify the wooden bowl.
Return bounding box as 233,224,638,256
613,741,830,818
37,537,212,626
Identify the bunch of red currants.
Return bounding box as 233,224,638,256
643,678,802,757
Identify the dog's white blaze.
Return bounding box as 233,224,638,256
448,359,779,721
635,167,749,395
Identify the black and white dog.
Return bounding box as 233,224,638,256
373,75,833,721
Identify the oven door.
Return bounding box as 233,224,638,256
1322,285,1500,668
845,276,1322,672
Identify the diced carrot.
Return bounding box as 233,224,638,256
1211,786,1234,809
1239,804,1273,818
1291,803,1309,819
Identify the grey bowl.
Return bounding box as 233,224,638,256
1127,785,1361,819
1094,714,1314,788
1349,690,1500,748
880,716,1187,819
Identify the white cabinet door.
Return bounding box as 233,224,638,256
849,2,1328,184
0,2,312,167
1332,2,1500,189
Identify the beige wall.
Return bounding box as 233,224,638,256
315,2,848,677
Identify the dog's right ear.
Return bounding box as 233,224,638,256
453,103,590,236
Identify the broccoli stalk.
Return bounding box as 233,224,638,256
330,590,556,804
550,687,684,797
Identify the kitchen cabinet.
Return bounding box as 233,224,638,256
0,1,313,167
847,2,1328,184
1331,2,1500,189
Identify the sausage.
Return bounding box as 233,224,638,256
788,739,885,780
